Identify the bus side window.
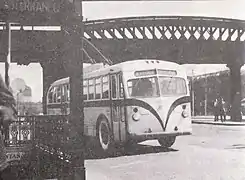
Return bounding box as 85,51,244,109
67,84,70,102
63,84,67,102
48,87,54,103
61,85,66,102
111,75,117,99
95,77,101,99
127,81,132,96
53,87,57,103
119,74,124,98
88,79,95,100
57,86,61,103
83,80,88,100
102,76,109,99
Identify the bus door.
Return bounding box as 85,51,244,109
110,73,126,142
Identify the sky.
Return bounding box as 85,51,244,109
1,0,245,102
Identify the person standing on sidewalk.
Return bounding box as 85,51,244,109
217,95,226,122
221,98,227,122
213,98,219,121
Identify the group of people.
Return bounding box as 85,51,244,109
213,95,226,122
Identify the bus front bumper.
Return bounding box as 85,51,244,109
129,131,191,142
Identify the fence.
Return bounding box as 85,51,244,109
1,115,78,179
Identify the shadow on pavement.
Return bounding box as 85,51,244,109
0,144,179,179
85,144,179,160
225,144,245,150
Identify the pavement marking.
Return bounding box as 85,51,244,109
109,160,148,169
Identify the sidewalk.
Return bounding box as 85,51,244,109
192,116,245,126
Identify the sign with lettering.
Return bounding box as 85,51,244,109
0,0,82,24
3,0,60,13
6,152,25,162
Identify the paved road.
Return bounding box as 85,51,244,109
86,124,245,180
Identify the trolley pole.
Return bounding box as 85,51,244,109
5,22,11,88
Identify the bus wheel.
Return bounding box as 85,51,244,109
97,118,112,153
158,136,176,148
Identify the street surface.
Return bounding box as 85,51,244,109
86,124,245,180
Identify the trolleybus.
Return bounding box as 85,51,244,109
46,60,192,152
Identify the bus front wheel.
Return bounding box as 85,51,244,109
97,118,112,153
158,136,176,148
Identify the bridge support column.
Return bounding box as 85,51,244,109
67,47,85,180
41,60,68,114
41,63,51,115
227,63,242,121
61,14,85,180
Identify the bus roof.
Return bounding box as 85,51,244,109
86,59,183,76
50,60,183,87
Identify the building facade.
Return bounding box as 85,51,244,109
189,70,245,116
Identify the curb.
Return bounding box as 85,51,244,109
192,116,232,120
192,120,245,126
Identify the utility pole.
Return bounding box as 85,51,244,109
5,22,11,88
191,69,195,116
204,68,208,116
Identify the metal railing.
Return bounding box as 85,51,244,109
4,116,34,147
0,115,76,179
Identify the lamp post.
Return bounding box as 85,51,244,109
16,90,23,115
4,22,19,88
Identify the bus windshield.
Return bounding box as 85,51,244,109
158,77,187,96
128,77,160,97
128,76,187,97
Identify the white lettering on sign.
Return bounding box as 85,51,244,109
6,152,24,161
7,0,60,13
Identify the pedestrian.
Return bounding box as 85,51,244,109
220,98,226,122
0,74,17,175
213,98,219,121
217,95,225,122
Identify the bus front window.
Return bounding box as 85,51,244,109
159,77,187,96
128,77,159,97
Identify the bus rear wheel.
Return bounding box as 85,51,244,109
97,118,112,154
158,136,176,148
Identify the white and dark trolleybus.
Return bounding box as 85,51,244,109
46,60,192,152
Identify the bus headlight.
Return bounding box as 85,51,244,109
132,113,141,121
181,110,188,118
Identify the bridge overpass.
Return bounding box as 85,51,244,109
1,0,245,179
